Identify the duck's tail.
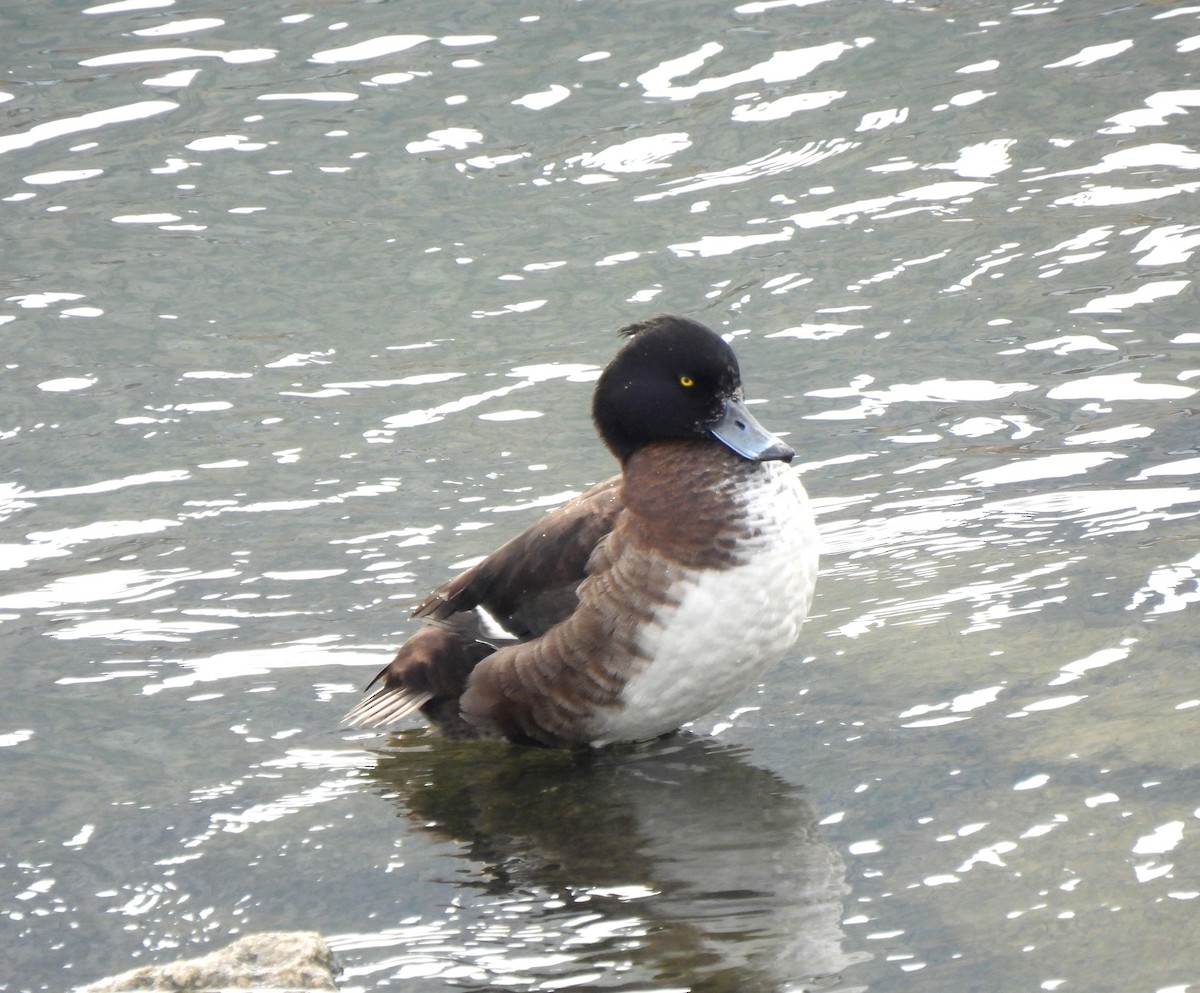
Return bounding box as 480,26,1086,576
342,623,494,734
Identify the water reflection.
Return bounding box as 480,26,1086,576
355,733,861,991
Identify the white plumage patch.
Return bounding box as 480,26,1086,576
588,462,818,746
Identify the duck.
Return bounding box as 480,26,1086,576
344,314,818,747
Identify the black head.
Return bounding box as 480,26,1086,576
591,315,793,464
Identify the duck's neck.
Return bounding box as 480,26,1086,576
617,441,768,569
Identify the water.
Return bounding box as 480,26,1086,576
3,0,1198,990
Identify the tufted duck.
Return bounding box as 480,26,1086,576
344,315,818,747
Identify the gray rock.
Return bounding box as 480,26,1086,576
76,932,340,993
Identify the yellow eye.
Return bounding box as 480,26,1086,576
679,375,694,388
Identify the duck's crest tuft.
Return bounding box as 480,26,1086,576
617,317,661,339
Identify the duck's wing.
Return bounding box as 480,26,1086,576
414,474,623,638
343,475,623,731
456,499,671,747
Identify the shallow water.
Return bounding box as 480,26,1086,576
3,1,1199,991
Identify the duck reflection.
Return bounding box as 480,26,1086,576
367,733,861,991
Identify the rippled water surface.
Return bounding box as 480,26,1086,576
3,1,1199,991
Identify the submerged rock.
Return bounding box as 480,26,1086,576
77,931,340,993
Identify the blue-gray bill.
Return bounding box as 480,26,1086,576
711,397,794,463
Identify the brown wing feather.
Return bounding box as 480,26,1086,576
458,509,673,746
415,475,623,637
343,475,623,733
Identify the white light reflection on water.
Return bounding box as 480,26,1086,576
138,644,386,696
0,100,178,155
183,747,376,840
823,482,1200,638
637,39,867,102
0,565,230,611
80,47,276,68
367,362,595,436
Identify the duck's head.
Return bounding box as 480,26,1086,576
592,315,794,465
